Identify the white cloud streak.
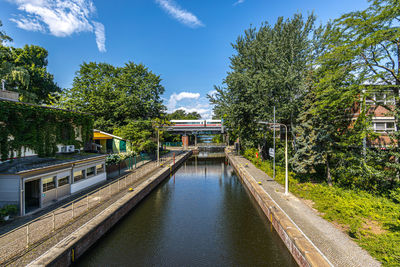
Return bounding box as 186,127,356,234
167,92,200,111
233,0,245,6
8,0,106,52
155,0,204,28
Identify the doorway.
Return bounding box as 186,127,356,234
25,179,40,214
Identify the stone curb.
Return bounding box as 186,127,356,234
226,151,332,267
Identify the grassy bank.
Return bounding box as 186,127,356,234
242,149,400,266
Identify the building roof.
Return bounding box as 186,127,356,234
93,129,125,141
0,153,105,175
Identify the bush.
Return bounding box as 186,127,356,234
0,204,18,217
389,188,400,204
106,154,121,166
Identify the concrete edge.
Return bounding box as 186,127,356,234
226,151,332,267
27,151,192,267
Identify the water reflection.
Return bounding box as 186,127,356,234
77,156,297,267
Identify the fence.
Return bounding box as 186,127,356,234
165,142,183,147
0,151,185,264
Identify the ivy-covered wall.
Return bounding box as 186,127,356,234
0,101,94,160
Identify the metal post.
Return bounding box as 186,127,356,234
273,106,276,180
135,155,137,169
87,194,89,210
173,152,175,165
26,224,29,248
157,128,160,165
72,202,74,218
52,212,55,231
285,125,289,195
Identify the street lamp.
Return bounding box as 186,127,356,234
258,121,289,195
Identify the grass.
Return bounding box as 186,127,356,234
243,149,400,266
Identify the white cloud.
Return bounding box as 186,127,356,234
10,17,45,32
233,0,245,6
93,21,106,52
155,0,204,28
167,92,200,111
8,0,106,52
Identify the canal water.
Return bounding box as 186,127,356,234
77,156,297,266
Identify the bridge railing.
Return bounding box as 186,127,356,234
197,143,226,147
0,150,185,265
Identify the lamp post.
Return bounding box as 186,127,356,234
157,127,160,165
258,121,289,195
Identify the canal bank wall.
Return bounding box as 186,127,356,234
226,149,380,267
226,151,329,267
28,151,192,267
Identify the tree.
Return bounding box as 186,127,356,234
59,61,166,133
114,120,157,154
0,21,29,94
8,45,61,103
210,13,316,149
0,21,60,104
167,109,201,120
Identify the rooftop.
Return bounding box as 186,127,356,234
0,153,106,174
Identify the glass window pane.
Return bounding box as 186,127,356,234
375,122,385,130
386,122,395,129
43,176,55,192
74,170,85,182
96,164,104,174
87,167,95,177
376,93,385,102
58,176,69,187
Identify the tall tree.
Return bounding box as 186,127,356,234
210,13,316,148
59,61,165,133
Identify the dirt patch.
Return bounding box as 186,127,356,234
361,219,387,235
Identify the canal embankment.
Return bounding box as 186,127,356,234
226,148,380,267
26,151,192,267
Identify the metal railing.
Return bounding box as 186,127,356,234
0,151,185,264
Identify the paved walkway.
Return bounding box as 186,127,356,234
227,151,380,267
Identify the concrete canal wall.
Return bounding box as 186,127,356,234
28,151,192,267
226,151,331,267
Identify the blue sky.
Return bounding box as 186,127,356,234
0,0,369,118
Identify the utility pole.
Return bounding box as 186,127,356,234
157,128,160,165
273,106,276,180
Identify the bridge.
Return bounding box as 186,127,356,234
164,120,225,134
164,120,227,147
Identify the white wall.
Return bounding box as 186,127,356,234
0,176,19,203
70,172,106,194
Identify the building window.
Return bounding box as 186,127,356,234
87,166,95,178
58,176,70,187
96,164,104,174
374,121,396,133
74,170,85,183
43,177,56,192
366,92,396,105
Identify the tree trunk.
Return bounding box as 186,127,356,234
326,154,332,186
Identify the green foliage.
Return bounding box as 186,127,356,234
389,188,400,204
58,61,165,133
105,154,121,166
0,101,93,160
0,204,18,217
166,109,201,120
210,13,316,149
0,22,60,104
113,120,157,154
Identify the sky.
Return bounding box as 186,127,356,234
0,0,369,119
